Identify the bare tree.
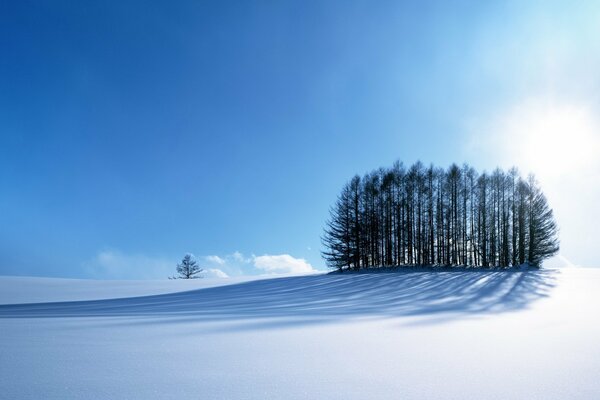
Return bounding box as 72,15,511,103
322,161,559,271
176,254,203,279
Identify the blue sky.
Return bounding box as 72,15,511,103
2,1,599,278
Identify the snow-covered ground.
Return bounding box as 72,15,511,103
0,275,262,304
1,268,600,399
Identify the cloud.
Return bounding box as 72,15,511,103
252,254,316,274
84,250,317,279
83,250,174,279
200,251,253,276
231,251,251,263
205,255,226,265
202,268,229,278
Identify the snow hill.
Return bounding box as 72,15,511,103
1,268,599,399
0,275,259,304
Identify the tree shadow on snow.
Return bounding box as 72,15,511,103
0,270,558,329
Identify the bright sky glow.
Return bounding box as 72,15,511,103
477,98,600,181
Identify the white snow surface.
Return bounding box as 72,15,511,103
0,275,262,304
1,268,600,399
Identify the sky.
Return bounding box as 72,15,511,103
1,0,599,278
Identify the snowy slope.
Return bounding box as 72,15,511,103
0,275,262,304
1,268,599,399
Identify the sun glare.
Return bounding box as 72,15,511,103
501,100,600,180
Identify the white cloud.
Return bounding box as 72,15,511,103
202,268,229,278
201,251,254,276
252,254,316,275
205,255,226,265
231,251,250,263
84,250,316,279
84,250,174,279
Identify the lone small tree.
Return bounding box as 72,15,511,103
176,254,203,279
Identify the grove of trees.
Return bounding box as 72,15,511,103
322,161,559,271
